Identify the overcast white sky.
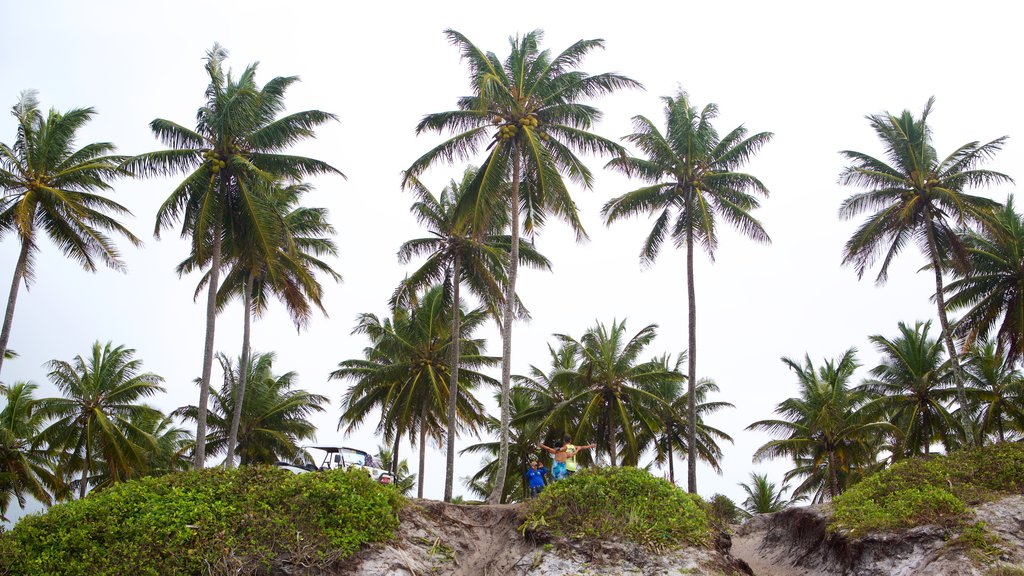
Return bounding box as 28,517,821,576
2,1,1021,520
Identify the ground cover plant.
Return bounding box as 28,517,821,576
0,466,401,576
521,467,710,550
830,442,1024,536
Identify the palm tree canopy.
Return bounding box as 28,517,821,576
838,96,1011,283
0,91,140,276
405,29,641,239
0,381,57,518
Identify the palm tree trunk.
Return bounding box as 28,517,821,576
827,450,840,500
607,410,617,466
80,441,91,500
195,217,223,469
417,423,427,499
0,240,31,378
686,208,698,494
489,146,521,504
667,432,675,485
226,272,255,468
391,434,400,474
444,255,462,502
924,215,974,446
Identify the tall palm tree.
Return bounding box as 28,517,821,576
860,321,961,456
946,197,1024,366
174,352,326,465
602,90,772,493
179,181,340,468
838,97,1011,444
554,319,679,467
332,285,495,497
123,44,342,468
0,381,57,520
634,369,734,485
38,342,164,498
397,167,549,501
0,91,140,377
748,350,890,502
405,30,639,501
962,340,1024,445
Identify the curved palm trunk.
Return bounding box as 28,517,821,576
417,422,427,499
686,210,698,494
0,241,31,378
924,215,974,446
489,147,521,504
195,219,223,469
226,272,255,468
444,255,462,502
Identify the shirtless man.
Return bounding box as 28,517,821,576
538,441,569,480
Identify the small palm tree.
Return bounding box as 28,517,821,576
962,340,1024,445
860,321,961,456
739,472,800,516
124,45,342,467
174,352,326,466
748,350,891,502
375,445,415,497
133,409,192,476
406,30,639,501
0,381,57,520
332,285,495,498
513,341,586,448
397,167,549,501
603,90,772,493
460,387,543,503
839,97,1012,443
39,342,164,498
0,92,140,376
946,197,1024,366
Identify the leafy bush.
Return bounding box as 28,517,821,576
831,443,1024,536
521,467,710,549
707,493,744,525
0,466,401,575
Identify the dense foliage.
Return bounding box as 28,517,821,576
0,466,401,575
831,442,1024,536
521,467,710,550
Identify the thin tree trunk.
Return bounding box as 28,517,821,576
489,147,521,504
924,214,974,446
667,431,675,485
444,255,462,502
226,272,255,468
80,440,91,500
607,407,617,466
391,434,400,474
195,215,223,469
0,240,31,378
417,423,427,499
686,209,698,494
827,449,840,499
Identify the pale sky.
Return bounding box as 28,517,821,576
1,1,1021,521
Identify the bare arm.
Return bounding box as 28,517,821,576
538,442,555,454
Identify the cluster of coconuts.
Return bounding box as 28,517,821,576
493,113,547,142
202,150,227,173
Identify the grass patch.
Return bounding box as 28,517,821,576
0,466,401,575
831,442,1024,537
521,467,710,550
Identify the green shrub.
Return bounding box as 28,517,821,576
707,493,744,526
831,443,1024,537
521,467,710,549
0,466,401,575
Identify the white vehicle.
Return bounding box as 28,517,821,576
276,446,394,486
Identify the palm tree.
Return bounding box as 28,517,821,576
38,342,164,498
460,387,543,503
962,340,1024,445
860,321,961,456
406,30,639,501
175,352,326,465
635,368,734,485
123,44,342,468
375,445,416,497
946,197,1024,366
133,409,193,476
838,97,1011,444
332,285,495,497
513,341,586,447
397,167,549,501
554,319,679,467
0,382,57,520
738,472,799,516
748,350,890,502
602,90,772,493
179,181,340,468
0,91,140,377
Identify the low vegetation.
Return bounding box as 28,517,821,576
521,467,710,550
0,466,402,576
831,443,1024,536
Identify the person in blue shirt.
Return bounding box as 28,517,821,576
525,459,547,498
